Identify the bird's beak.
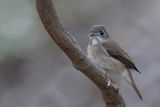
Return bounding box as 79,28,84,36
88,33,96,38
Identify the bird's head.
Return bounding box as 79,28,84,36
88,25,109,45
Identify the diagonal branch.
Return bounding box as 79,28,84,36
36,0,125,107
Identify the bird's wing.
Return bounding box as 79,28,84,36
102,39,140,73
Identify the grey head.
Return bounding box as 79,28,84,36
89,25,110,40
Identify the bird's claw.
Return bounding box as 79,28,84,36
107,79,111,87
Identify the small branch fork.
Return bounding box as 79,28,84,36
36,0,125,107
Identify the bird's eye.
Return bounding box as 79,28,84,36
99,31,104,35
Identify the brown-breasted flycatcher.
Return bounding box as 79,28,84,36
87,25,142,100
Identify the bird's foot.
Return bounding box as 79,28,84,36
107,80,111,87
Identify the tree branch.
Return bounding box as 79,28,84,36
36,0,125,107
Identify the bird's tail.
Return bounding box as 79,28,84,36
122,69,143,100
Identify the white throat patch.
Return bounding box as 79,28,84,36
90,36,106,45
91,38,99,45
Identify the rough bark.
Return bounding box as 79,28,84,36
36,0,125,107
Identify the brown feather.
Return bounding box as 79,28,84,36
102,39,140,73
127,69,143,100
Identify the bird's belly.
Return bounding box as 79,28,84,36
97,56,125,73
96,55,125,74
87,45,126,74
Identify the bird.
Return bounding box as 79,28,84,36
87,25,143,100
